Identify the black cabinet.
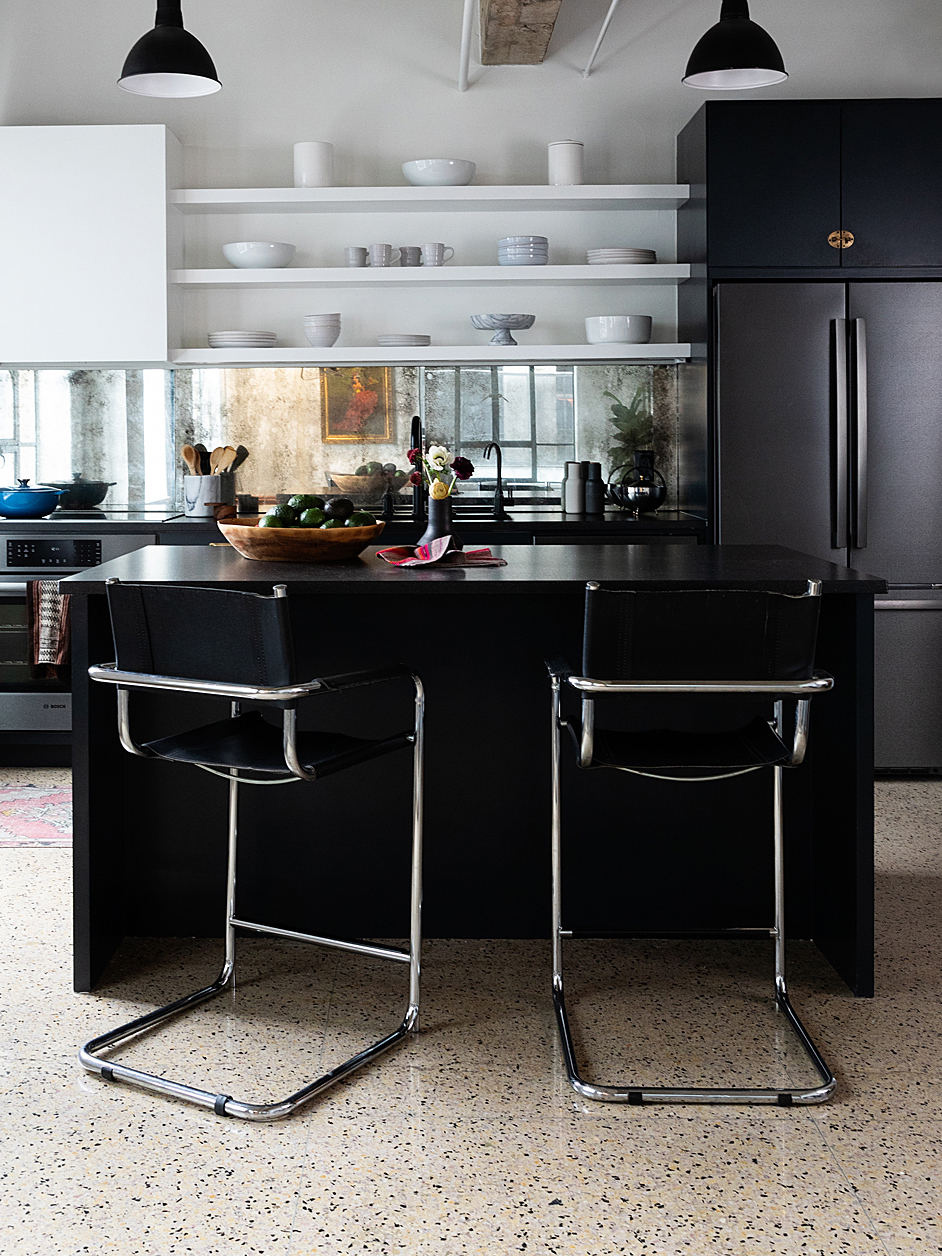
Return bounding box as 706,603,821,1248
678,99,942,271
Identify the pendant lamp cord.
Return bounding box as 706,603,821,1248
720,0,750,17
155,0,185,27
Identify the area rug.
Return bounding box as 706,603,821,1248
0,785,72,847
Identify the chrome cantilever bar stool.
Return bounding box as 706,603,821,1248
547,580,836,1106
80,579,423,1122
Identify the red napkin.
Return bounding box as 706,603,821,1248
377,535,507,567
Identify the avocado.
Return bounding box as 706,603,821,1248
321,518,345,529
299,507,326,527
265,504,298,524
323,496,354,521
346,511,377,527
287,494,324,513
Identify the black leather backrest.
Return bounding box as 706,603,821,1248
583,587,820,682
106,583,295,688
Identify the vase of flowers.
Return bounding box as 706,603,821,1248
409,444,474,549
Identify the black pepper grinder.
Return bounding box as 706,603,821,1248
410,415,425,523
584,462,605,515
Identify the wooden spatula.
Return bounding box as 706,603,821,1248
209,446,227,474
181,445,201,475
215,446,238,474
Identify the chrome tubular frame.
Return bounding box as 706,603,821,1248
81,613,424,1120
548,584,836,1106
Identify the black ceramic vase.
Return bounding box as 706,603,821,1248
418,496,463,549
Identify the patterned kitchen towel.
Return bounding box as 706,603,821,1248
377,536,507,567
0,784,72,847
28,580,71,678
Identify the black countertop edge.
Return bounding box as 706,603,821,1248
705,267,942,281
60,543,887,596
0,510,707,536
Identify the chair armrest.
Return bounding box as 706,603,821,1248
88,663,323,702
545,656,576,681
311,664,416,693
566,673,834,696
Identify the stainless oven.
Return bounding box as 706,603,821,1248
0,533,157,733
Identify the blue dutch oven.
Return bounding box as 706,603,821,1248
0,479,65,519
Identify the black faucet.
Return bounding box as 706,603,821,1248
410,415,424,523
482,442,512,520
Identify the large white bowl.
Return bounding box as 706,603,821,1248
585,315,653,345
223,241,296,269
402,159,476,187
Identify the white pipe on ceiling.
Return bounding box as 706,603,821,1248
583,0,623,78
458,0,476,92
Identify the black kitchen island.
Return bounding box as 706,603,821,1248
63,544,884,996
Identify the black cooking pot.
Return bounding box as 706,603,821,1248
46,473,117,510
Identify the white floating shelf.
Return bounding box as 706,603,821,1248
172,264,690,290
172,344,692,367
171,184,689,215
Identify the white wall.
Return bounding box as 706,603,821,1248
1,0,941,188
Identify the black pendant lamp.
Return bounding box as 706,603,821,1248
683,0,787,90
119,0,221,97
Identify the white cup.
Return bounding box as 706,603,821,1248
369,243,401,267
344,247,368,267
422,243,455,267
183,473,235,519
294,141,334,188
548,140,585,186
585,315,653,345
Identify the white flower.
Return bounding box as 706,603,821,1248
426,445,451,470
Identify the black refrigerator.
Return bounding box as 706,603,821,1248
716,282,942,770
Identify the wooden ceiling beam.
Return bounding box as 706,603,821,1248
480,0,564,67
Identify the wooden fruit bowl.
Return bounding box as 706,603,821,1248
218,518,385,562
331,472,409,497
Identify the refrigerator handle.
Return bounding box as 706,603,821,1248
831,319,849,550
851,318,868,548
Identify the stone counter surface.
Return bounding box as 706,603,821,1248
61,542,886,597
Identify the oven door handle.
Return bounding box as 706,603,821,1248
0,582,29,596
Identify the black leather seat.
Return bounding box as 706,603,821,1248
80,579,424,1122
547,580,837,1107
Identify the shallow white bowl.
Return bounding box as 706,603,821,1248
223,241,296,269
585,315,652,345
402,159,476,187
304,328,341,348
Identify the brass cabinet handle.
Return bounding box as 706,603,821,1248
828,230,855,249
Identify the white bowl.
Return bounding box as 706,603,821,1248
585,315,652,345
402,159,476,187
223,241,296,269
304,328,341,348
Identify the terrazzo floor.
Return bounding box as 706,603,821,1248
0,771,940,1255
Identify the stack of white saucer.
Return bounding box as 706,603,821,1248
377,334,431,347
304,314,341,348
587,248,657,265
208,330,277,349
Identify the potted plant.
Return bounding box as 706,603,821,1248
408,445,474,547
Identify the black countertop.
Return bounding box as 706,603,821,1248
61,543,887,596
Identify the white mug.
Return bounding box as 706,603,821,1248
422,243,455,267
369,243,401,267
345,247,369,267
294,141,334,189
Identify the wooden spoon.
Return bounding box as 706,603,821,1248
215,446,238,474
209,446,226,474
181,444,201,475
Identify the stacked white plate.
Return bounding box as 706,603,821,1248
208,330,276,348
498,235,549,267
377,334,431,346
586,248,657,265
304,314,341,348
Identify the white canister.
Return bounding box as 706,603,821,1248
183,473,235,519
562,461,586,513
294,141,334,189
548,141,585,187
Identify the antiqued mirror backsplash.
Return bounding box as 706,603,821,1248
0,365,683,512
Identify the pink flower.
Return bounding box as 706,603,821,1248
407,448,421,465
408,470,423,486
